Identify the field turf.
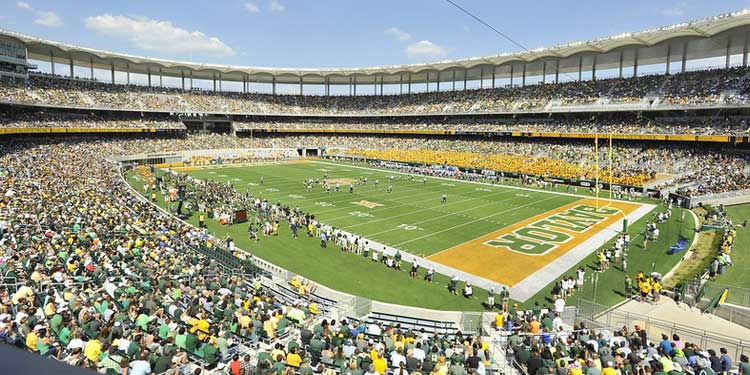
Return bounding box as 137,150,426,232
186,160,579,256
716,205,750,293
126,159,694,311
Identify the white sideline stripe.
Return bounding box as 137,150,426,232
338,186,520,229
509,203,656,302
391,194,565,246
313,160,646,204
309,180,473,216
186,161,658,303
211,163,477,214
213,163,523,220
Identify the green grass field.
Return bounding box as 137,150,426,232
187,160,579,256
717,205,750,290
126,159,695,311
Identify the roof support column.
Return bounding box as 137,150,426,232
90,58,94,80
479,67,484,88
299,76,303,95
577,56,582,82
126,64,130,85
181,70,185,90
213,73,217,92
50,51,55,75
492,67,496,88
408,74,412,94
463,69,467,90
437,73,441,92
592,55,597,81
190,71,193,90
374,77,377,95
633,49,639,77
399,75,403,94
618,50,624,78
665,44,672,75
681,41,688,73
380,76,384,96
426,72,430,93
555,60,560,83
111,64,115,84
743,32,749,67
219,74,222,91
159,68,163,87
452,71,456,91
541,61,546,84
325,77,330,96
242,76,246,93
726,36,732,69
69,57,74,78
521,63,526,87
353,76,357,96
510,64,514,87
147,67,151,87
272,76,276,95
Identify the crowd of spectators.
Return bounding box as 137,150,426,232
0,134,513,375
2,113,748,135
233,117,750,136
0,138,324,374
83,132,749,196
1,131,749,374
0,111,185,129
0,125,741,196
1,66,750,115
503,318,747,375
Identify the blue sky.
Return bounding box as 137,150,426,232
2,0,750,68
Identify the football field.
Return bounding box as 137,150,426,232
177,159,655,300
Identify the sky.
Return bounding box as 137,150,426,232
2,0,750,69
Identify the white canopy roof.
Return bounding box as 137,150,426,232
3,9,750,85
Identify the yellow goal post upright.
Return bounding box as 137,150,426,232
594,132,615,211
594,132,628,232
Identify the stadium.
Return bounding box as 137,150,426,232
1,2,750,375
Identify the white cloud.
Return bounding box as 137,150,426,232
15,1,62,27
405,40,448,59
84,14,235,58
270,0,285,12
15,1,32,10
659,2,687,16
35,11,62,27
385,27,411,41
244,3,260,13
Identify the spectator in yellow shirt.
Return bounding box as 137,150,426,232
373,352,388,374
287,348,302,367
25,325,40,351
83,338,102,364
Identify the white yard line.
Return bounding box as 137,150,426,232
184,160,659,303
509,203,656,301
306,181,473,216
391,194,567,247
216,164,519,218
331,186,521,227
313,160,646,204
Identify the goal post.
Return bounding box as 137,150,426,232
594,132,615,211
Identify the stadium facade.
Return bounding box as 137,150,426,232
2,10,750,94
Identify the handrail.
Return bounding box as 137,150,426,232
577,298,744,343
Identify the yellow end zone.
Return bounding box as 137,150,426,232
428,198,640,286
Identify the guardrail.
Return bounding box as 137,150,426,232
576,298,749,365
